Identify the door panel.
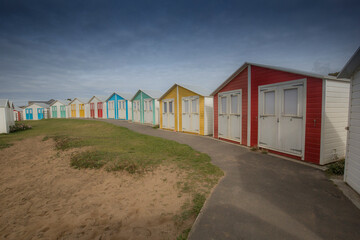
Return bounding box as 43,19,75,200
71,104,76,117
79,104,85,118
90,103,95,118
144,100,153,124
108,101,115,118
218,92,241,141
259,89,278,149
258,82,304,156
162,100,175,129
133,101,140,122
118,100,126,119
97,102,103,118
162,101,168,128
182,99,190,131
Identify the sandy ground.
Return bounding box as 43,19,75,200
0,137,191,240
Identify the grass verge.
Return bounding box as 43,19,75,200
0,119,223,239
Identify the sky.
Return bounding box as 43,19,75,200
0,0,359,106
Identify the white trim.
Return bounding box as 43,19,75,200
177,85,180,131
257,78,307,159
319,79,326,164
344,74,354,182
247,65,251,146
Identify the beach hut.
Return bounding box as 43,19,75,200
159,84,213,135
211,62,350,165
23,103,50,120
50,100,70,118
0,99,15,133
105,92,133,120
68,98,88,118
88,96,108,119
13,106,22,121
338,47,360,194
131,90,162,125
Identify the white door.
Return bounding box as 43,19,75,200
162,99,175,129
133,100,140,122
119,100,126,119
218,91,241,142
182,98,190,131
182,97,200,133
144,99,153,124
259,82,304,156
108,101,115,118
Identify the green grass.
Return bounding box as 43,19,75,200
0,119,223,238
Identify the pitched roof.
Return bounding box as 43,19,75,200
211,62,350,96
106,92,133,102
69,97,89,104
130,89,163,101
159,83,212,100
27,102,50,108
88,96,108,103
338,47,360,78
0,99,9,108
50,100,71,106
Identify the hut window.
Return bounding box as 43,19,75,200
184,100,189,113
231,95,238,114
169,101,173,113
191,99,198,113
264,91,275,115
221,97,227,114
283,88,298,116
164,102,167,113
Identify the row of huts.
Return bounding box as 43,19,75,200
19,63,351,167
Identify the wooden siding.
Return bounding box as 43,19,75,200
321,80,350,164
345,70,360,194
214,66,248,144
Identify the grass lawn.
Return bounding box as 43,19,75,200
0,119,223,239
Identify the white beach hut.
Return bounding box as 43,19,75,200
88,96,108,119
50,100,71,118
69,98,89,118
338,47,360,195
23,103,50,120
0,99,15,133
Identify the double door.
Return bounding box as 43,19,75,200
118,100,126,119
97,102,103,118
90,103,95,118
108,101,115,118
26,108,33,120
37,108,44,120
144,99,153,124
60,106,66,118
162,99,175,129
79,104,85,118
133,100,140,122
258,81,304,156
218,91,242,142
182,96,199,133
52,106,57,118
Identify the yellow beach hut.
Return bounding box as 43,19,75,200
69,98,88,118
159,84,213,136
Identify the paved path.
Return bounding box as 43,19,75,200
101,120,360,240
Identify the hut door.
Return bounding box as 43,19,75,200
52,106,57,118
108,101,115,118
259,82,304,156
133,100,140,122
90,103,95,118
79,104,85,117
218,91,241,142
182,97,200,133
26,108,33,120
162,100,175,129
71,104,76,117
97,102,103,118
60,106,66,118
118,100,126,119
38,108,44,120
144,99,153,124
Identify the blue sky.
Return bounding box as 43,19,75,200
0,0,359,106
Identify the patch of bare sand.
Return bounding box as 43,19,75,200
0,137,191,240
